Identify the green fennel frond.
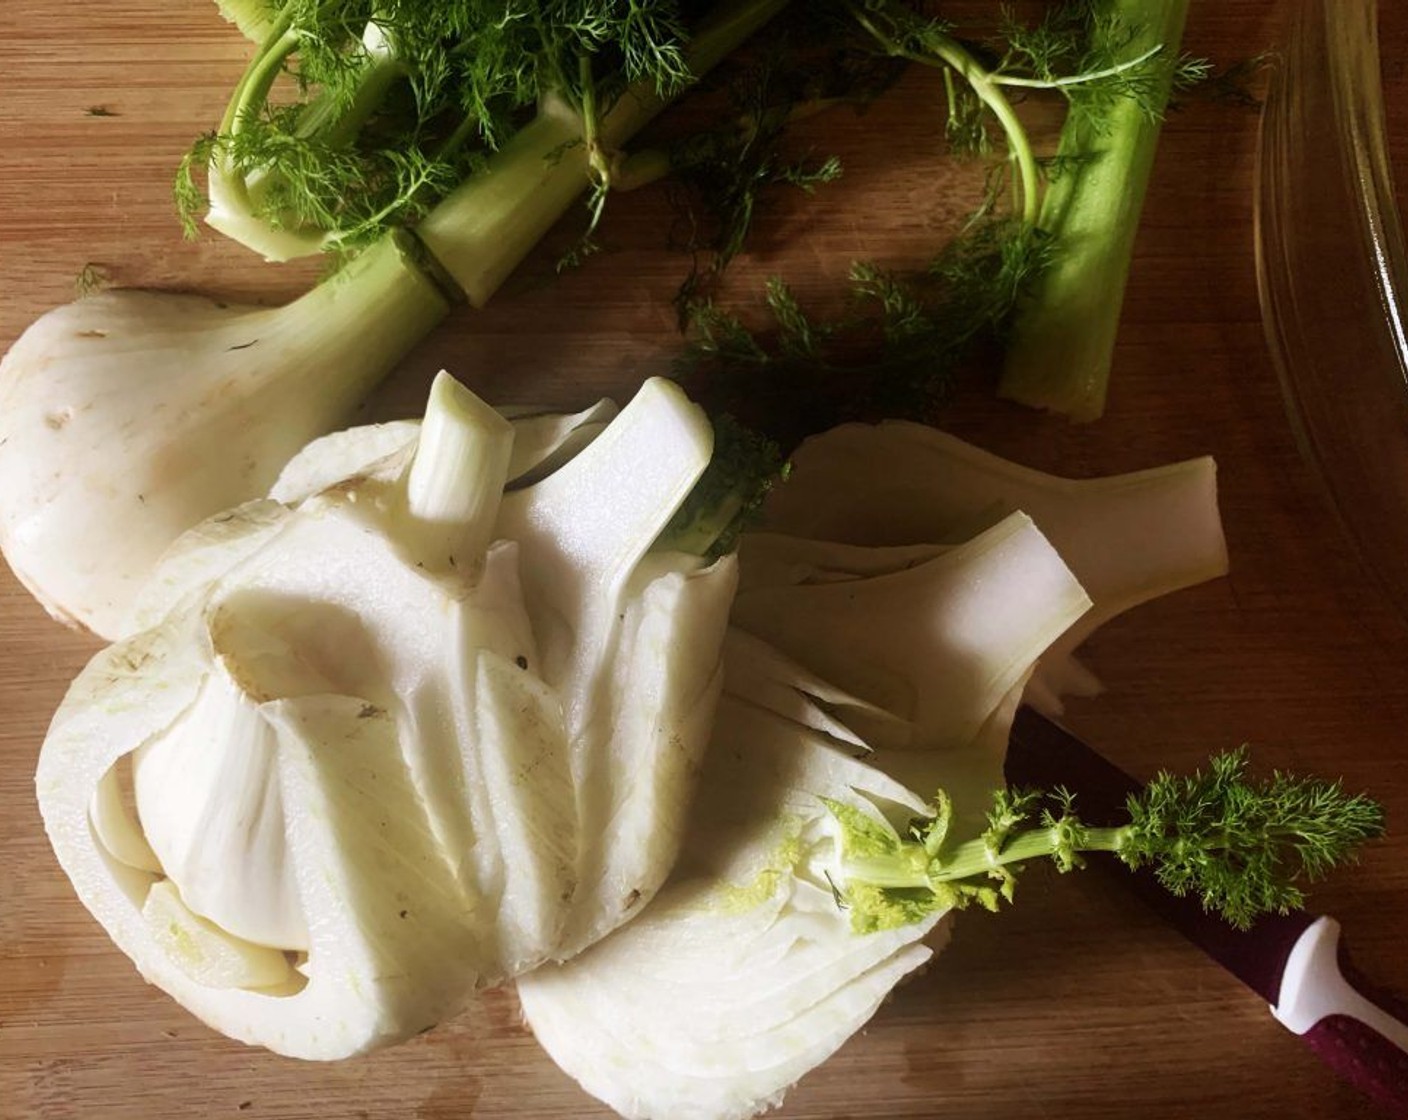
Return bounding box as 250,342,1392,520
826,748,1385,935
674,213,1051,434
174,133,219,238
182,0,699,250
1119,747,1386,929
663,1,1194,430
664,35,861,311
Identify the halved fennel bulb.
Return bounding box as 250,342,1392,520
519,513,1093,1120
759,421,1229,713
35,373,735,1059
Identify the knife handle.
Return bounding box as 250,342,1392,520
1272,916,1408,1116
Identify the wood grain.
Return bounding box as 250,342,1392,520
3,3,1407,1119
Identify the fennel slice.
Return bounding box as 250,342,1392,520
761,421,1227,639
732,512,1091,757
269,399,620,507
554,551,738,958
519,701,940,1120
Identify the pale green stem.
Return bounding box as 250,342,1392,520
228,24,301,135
402,372,515,574
249,232,450,439
843,826,1128,890
413,0,789,305
1000,0,1191,420
846,2,1040,225
991,45,1163,91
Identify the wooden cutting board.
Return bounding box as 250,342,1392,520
3,3,1407,1118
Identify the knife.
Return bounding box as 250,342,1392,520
1005,706,1408,1115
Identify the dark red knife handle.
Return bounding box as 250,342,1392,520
1293,935,1408,1118
1302,1017,1408,1117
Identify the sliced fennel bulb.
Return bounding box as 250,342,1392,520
28,346,1233,1099
733,512,1091,828
759,421,1229,714
519,516,1092,1120
496,379,738,954
279,378,739,954
520,432,1232,1118
519,683,945,1120
36,373,736,1059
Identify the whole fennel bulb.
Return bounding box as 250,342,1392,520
0,237,447,639
0,0,787,641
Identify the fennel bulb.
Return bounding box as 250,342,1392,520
518,661,947,1120
520,514,1091,1120
35,373,737,1058
759,421,1228,714
0,236,447,640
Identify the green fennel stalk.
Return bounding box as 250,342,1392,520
999,0,1193,420
193,0,788,304
182,0,781,271
669,1,1202,431
417,0,789,306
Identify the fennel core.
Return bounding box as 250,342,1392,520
828,747,1386,934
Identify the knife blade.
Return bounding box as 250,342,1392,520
1005,706,1408,1115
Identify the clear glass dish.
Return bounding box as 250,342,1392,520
1255,0,1408,625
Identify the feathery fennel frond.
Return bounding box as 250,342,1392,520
828,748,1385,934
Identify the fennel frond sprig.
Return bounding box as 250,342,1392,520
675,214,1052,434
828,747,1386,935
179,0,706,258
843,0,1194,223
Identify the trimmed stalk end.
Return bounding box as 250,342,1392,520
402,372,515,574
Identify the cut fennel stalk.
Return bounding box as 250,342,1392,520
999,0,1191,420
199,0,789,275
415,0,788,304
